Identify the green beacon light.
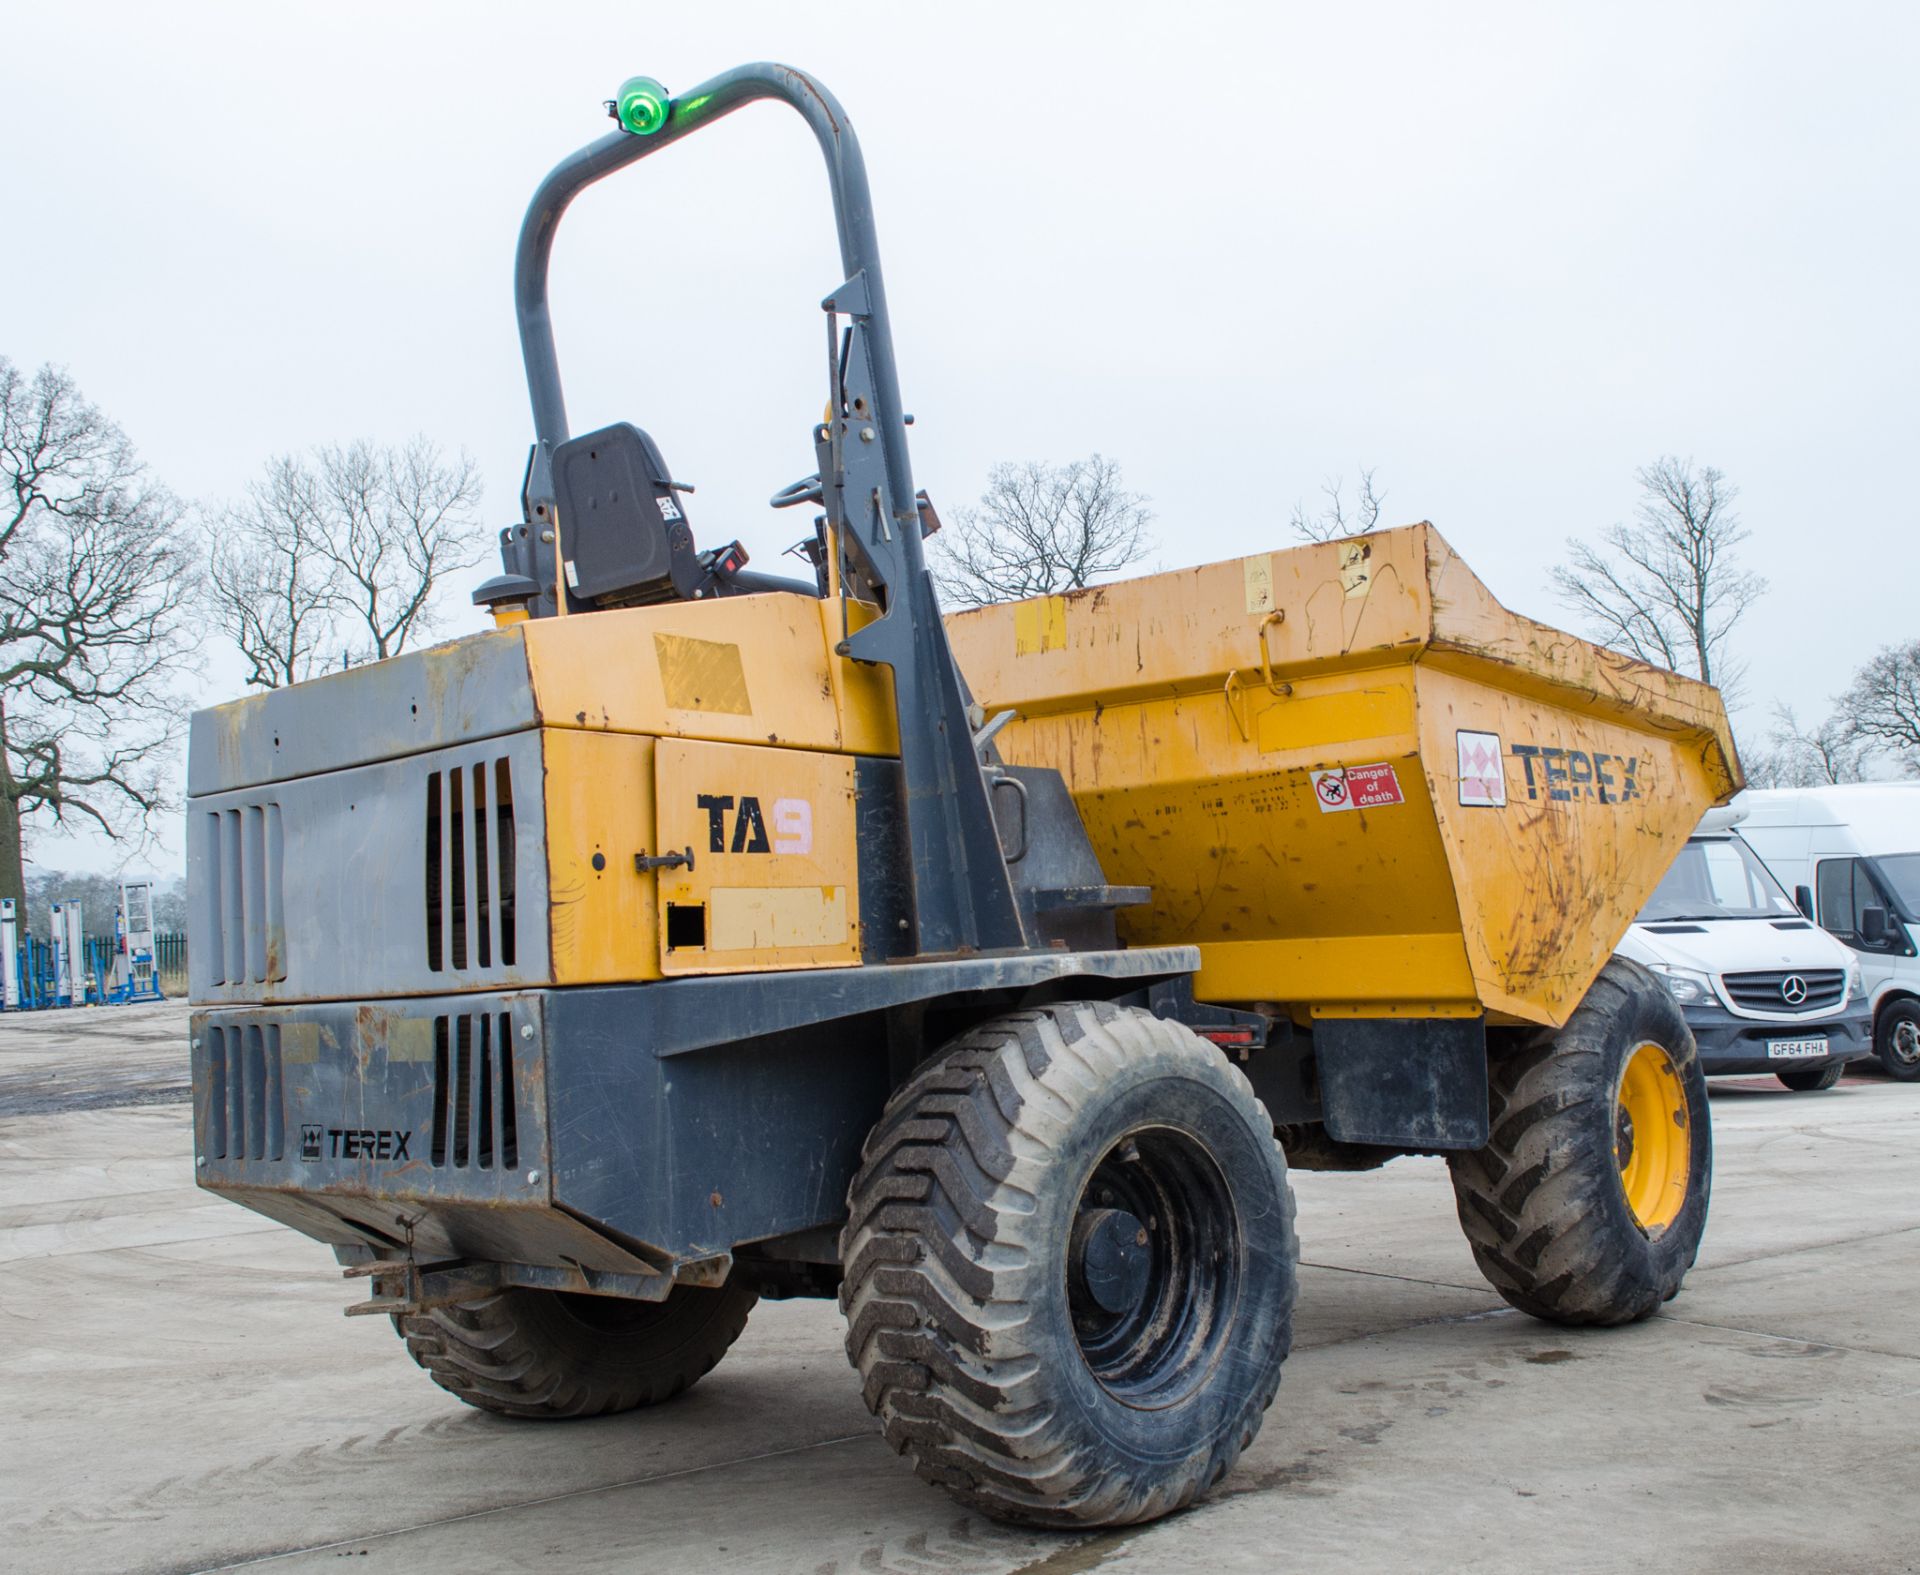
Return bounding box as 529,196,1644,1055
612,76,671,136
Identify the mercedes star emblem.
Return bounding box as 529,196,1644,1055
1781,975,1809,1006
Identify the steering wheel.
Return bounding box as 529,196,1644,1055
770,473,825,510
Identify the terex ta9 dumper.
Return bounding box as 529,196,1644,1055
188,65,1740,1527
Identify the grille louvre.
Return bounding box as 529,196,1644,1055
205,804,286,986
1722,968,1846,1014
425,760,517,974
430,1011,518,1169
204,1024,284,1160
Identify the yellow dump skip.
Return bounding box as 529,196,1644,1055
945,523,1741,1029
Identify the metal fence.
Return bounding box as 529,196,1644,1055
6,931,187,1009
155,932,188,994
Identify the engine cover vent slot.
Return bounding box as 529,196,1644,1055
430,1011,518,1170
203,805,286,985
203,1023,284,1161
426,760,518,974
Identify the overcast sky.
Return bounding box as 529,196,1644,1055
5,1,1916,881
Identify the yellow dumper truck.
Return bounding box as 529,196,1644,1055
187,65,1739,1528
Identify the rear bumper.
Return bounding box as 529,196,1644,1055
1684,999,1875,1076
190,946,1196,1295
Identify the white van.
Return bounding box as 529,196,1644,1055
1615,806,1873,1090
1735,784,1920,1081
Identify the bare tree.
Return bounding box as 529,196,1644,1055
1289,468,1385,544
933,454,1153,608
1835,639,1920,772
209,457,332,689
210,438,485,685
1746,703,1874,788
1552,456,1765,697
0,359,198,920
313,439,485,664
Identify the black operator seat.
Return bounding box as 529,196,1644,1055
548,422,817,607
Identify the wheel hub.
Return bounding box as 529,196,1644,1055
1064,1126,1239,1405
1070,1207,1153,1317
1614,1041,1690,1234
1893,1020,1920,1066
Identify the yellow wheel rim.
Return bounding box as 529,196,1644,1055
1615,1042,1690,1233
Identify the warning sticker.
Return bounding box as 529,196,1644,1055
1338,540,1373,598
1311,763,1404,813
1456,729,1507,807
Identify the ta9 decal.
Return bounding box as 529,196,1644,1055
696,793,814,854
1509,744,1641,804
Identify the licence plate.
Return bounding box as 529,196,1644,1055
1766,1037,1830,1060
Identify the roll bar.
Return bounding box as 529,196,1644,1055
515,63,910,540
508,64,1026,958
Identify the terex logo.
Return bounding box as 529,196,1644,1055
695,794,813,855
1510,744,1642,806
300,1127,414,1162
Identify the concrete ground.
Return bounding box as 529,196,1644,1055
3,1002,1916,1575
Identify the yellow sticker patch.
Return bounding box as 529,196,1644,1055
654,633,752,715
1013,596,1068,656
385,1017,437,1063
1243,554,1274,614
708,886,849,950
280,1021,322,1065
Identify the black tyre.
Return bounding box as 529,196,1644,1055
394,1279,757,1419
1777,1062,1845,1092
840,1001,1297,1528
1876,1000,1920,1082
1448,957,1711,1326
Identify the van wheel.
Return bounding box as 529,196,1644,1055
1777,1062,1845,1092
394,1280,756,1418
1448,958,1712,1326
1875,1001,1920,1082
840,1002,1297,1527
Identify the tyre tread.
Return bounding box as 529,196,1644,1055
1448,957,1710,1326
840,1002,1296,1527
393,1280,755,1420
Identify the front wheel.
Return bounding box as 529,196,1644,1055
1449,958,1712,1326
1876,1001,1920,1082
840,1002,1297,1528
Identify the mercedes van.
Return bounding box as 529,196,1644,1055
1736,784,1920,1081
1616,807,1872,1090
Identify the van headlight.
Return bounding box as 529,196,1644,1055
1649,963,1714,1005
1847,964,1864,1002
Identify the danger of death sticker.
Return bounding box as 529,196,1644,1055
1311,763,1404,812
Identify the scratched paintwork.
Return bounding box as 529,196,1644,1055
945,523,1740,1030
184,591,902,1009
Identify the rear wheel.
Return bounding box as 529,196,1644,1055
1448,958,1711,1326
1876,1001,1920,1082
394,1279,757,1418
1777,1062,1845,1092
840,1001,1297,1527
